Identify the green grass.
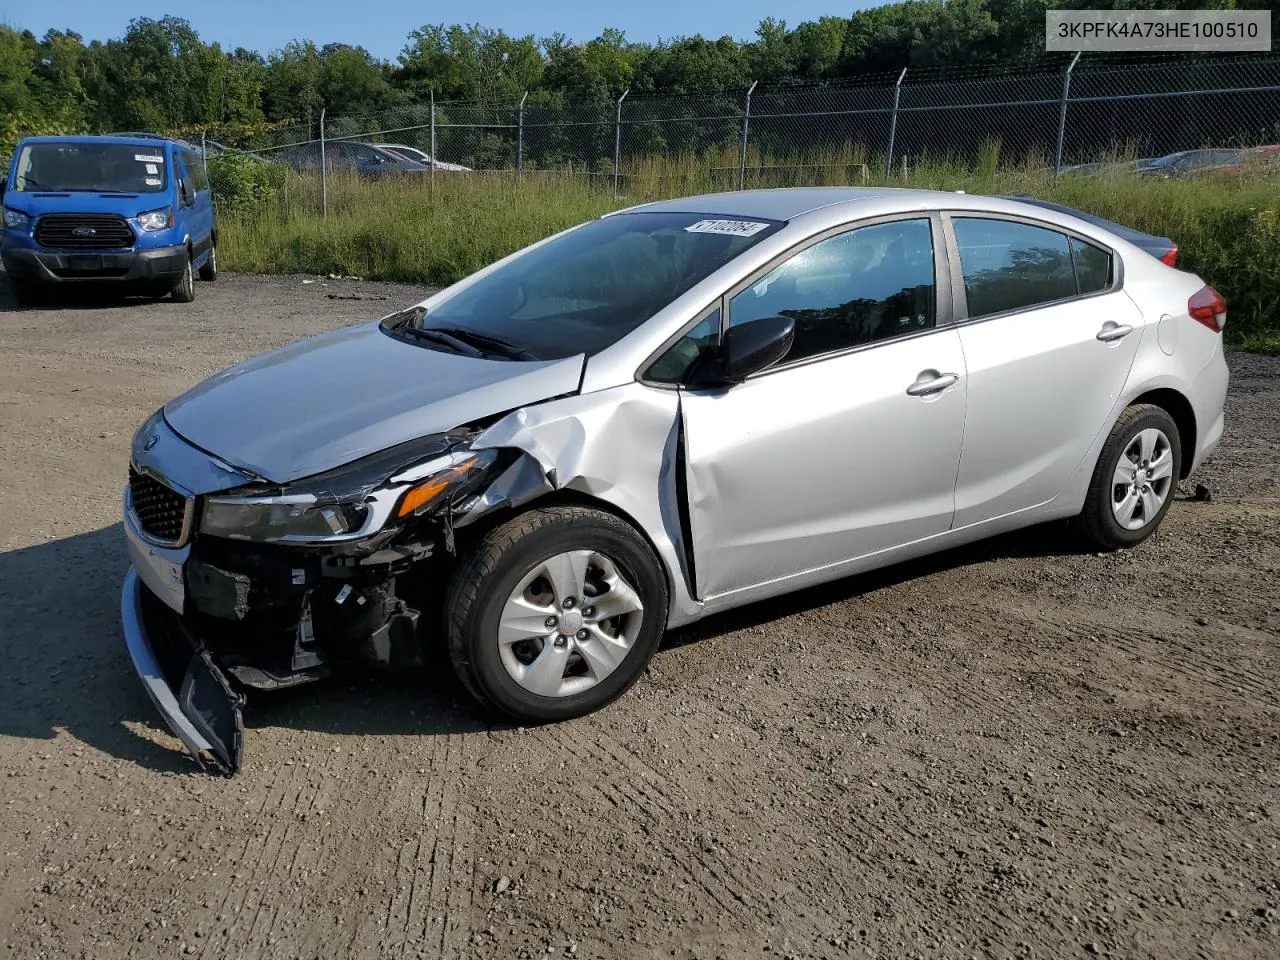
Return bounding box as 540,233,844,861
217,149,1280,340
1236,332,1280,354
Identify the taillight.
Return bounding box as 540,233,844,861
1160,245,1178,267
1188,285,1227,332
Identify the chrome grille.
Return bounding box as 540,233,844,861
35,214,135,250
128,468,192,545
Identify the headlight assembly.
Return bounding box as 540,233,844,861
3,209,30,229
197,446,498,544
137,207,174,232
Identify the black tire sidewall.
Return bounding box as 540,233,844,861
172,256,195,301
1089,406,1182,547
459,515,667,722
199,242,218,281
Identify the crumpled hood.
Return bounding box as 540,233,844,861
164,321,584,484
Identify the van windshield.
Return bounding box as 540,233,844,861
12,142,169,194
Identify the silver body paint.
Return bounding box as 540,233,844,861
135,186,1227,633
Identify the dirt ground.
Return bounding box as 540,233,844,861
0,273,1276,960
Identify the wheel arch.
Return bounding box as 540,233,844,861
453,488,680,612
1128,387,1196,478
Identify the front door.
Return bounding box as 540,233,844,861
676,215,969,600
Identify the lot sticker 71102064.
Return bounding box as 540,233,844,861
683,219,772,237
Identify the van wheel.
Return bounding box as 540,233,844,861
1074,403,1182,550
171,255,195,302
198,241,218,281
445,506,668,723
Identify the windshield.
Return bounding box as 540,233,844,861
393,211,783,360
12,142,169,193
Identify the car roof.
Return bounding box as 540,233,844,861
20,134,180,150
613,187,927,221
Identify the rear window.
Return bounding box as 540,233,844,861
12,142,169,194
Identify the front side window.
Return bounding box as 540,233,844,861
646,308,721,383
728,218,936,363
12,142,169,194
952,218,1076,318
394,212,782,361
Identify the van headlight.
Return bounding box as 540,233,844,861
138,207,174,232
3,209,30,229
198,449,498,544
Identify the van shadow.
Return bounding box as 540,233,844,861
0,518,1100,774
0,273,161,312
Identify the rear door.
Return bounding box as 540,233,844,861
945,214,1143,528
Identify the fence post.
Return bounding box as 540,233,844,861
1055,52,1082,175
319,108,327,219
430,90,436,197
738,80,758,191
885,67,907,179
517,90,528,176
613,87,630,199
200,130,208,189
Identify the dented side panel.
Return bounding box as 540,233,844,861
466,383,703,628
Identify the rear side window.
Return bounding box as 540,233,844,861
1070,237,1110,294
952,218,1076,318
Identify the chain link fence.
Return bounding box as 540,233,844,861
192,54,1280,215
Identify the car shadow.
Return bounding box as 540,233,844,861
662,519,1090,650
0,515,1161,774
0,524,491,776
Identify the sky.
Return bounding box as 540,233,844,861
2,0,869,60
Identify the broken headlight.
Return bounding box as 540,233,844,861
197,447,499,544
200,495,369,542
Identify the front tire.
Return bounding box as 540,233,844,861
171,254,195,302
1075,403,1182,550
445,506,669,723
198,240,218,281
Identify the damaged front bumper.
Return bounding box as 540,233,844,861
121,568,245,774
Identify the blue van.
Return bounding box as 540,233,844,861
1,135,217,305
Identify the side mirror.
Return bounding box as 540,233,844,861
0,175,6,197
180,179,193,204
692,315,795,386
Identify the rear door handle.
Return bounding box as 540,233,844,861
1096,322,1134,342
906,371,959,397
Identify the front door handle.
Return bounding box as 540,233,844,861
1096,322,1134,342
906,371,959,397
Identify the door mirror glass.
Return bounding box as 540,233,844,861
180,179,193,205
0,175,6,196
717,315,795,383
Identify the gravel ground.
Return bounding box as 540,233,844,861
0,274,1276,960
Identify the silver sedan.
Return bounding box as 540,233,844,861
121,188,1229,772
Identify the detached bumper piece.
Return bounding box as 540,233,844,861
121,569,244,774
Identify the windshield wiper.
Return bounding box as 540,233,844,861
398,326,485,358
424,327,540,361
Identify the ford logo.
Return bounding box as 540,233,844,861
142,434,159,451
72,226,97,237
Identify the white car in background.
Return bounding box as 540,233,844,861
375,144,470,172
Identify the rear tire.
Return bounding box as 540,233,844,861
445,506,668,723
198,241,218,281
1075,403,1182,550
170,254,195,302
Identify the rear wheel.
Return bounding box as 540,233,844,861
1075,403,1182,550
170,254,195,302
198,240,218,281
445,506,668,723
